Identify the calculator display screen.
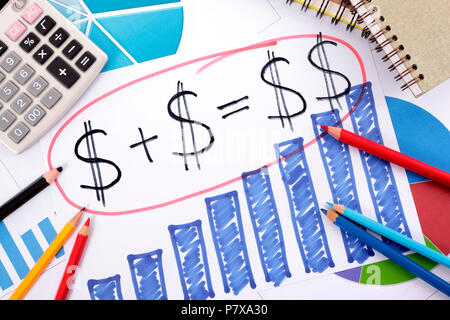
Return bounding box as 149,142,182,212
0,0,8,11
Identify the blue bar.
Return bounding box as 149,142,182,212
205,191,256,295
241,167,291,286
168,220,215,300
311,110,374,263
275,137,334,273
346,82,411,251
0,259,13,290
38,218,65,258
21,230,43,263
87,274,123,300
127,249,168,300
0,221,29,279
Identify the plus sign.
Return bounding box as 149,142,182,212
38,50,47,59
59,68,67,77
130,128,158,164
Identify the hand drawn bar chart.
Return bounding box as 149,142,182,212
0,216,64,293
85,82,413,300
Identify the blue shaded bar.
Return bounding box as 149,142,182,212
21,230,43,263
346,82,411,250
205,191,256,295
275,137,334,273
0,259,13,290
0,221,29,279
87,274,123,300
241,167,291,286
312,110,374,263
127,249,168,300
38,218,65,259
168,220,215,300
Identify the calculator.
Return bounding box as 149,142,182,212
0,0,107,154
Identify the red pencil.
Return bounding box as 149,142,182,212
55,218,91,300
321,126,450,187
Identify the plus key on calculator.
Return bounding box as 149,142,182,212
0,0,107,154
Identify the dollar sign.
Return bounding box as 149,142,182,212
74,121,122,207
308,33,351,111
167,81,215,171
261,50,307,131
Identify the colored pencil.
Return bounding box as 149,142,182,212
327,203,450,268
321,126,450,187
322,209,450,296
55,218,91,300
9,209,84,300
0,167,63,221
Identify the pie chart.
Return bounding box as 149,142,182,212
48,0,184,72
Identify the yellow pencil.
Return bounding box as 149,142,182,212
9,208,85,300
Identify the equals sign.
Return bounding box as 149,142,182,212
217,96,250,119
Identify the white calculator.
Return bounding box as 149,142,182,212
0,0,107,154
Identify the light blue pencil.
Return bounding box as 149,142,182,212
322,209,450,297
327,202,450,268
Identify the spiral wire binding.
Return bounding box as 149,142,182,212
286,0,369,37
352,0,425,91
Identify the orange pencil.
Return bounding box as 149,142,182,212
321,126,450,187
55,218,91,300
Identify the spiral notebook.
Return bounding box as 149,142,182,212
289,0,449,97
349,0,449,97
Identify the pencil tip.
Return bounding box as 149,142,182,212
320,125,329,132
56,166,63,173
84,218,91,227
326,202,334,207
70,210,84,226
320,208,328,215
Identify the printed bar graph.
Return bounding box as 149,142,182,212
241,167,291,286
0,260,13,290
0,221,29,280
311,110,374,263
275,137,334,273
127,249,168,300
0,216,64,292
38,217,65,258
168,220,215,300
21,230,44,263
205,191,256,295
87,274,123,300
346,82,411,250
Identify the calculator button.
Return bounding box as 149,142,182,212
5,20,27,41
24,105,46,127
14,64,35,85
0,40,7,57
35,16,56,36
49,28,69,48
0,110,16,132
33,45,54,65
19,32,40,53
0,71,4,83
8,122,29,144
41,88,61,109
1,51,22,73
47,57,80,89
63,40,83,60
76,52,96,72
0,81,19,102
27,76,48,97
11,93,33,115
22,3,44,24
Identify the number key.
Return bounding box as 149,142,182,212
14,64,35,85
24,105,46,127
0,81,19,102
0,51,22,73
8,122,30,144
0,110,16,132
27,76,48,97
11,93,33,114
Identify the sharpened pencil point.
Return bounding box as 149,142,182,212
84,218,91,227
320,125,329,132
57,167,63,173
320,208,328,215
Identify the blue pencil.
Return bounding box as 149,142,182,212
327,202,450,268
321,209,450,296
